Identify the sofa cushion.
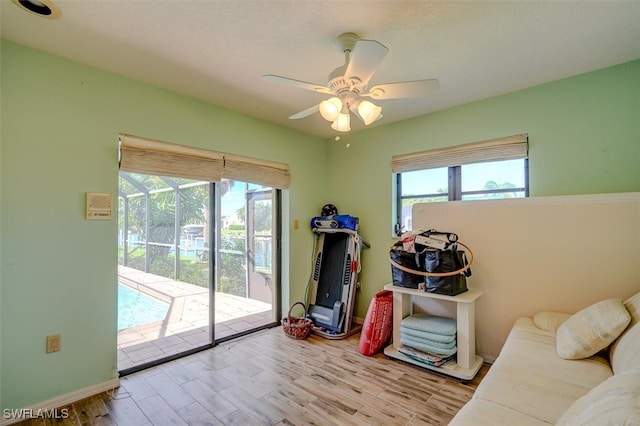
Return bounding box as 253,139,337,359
473,318,612,424
448,398,549,426
555,370,640,426
556,298,630,360
533,311,571,332
610,291,640,374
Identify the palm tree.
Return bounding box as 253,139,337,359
483,180,518,198
119,173,235,274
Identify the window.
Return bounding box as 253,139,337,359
393,134,528,235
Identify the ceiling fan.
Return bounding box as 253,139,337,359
262,32,439,132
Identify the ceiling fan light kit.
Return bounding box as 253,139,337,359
357,100,382,126
263,32,439,134
331,113,351,132
319,97,342,121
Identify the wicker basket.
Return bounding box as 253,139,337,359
282,302,314,340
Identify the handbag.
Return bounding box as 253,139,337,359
389,237,473,296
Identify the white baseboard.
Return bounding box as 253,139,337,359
1,378,120,425
479,353,496,364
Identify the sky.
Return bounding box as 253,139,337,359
402,159,525,195
221,181,245,218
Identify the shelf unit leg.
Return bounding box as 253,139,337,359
392,291,411,349
456,301,475,370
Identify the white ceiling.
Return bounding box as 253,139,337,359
2,0,640,139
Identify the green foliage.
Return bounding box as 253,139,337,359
124,253,209,286
235,206,245,223
120,175,208,254
119,174,251,297
179,260,210,287
482,180,519,199
218,231,246,297
251,200,273,233
401,195,448,208
401,179,520,207
120,232,248,296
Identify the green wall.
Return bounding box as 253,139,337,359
1,38,638,410
0,40,325,410
326,59,640,318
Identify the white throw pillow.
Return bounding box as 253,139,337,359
556,298,631,360
556,370,640,426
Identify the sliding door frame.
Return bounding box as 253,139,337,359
119,184,282,376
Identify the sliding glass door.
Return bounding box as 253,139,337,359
117,174,212,372
117,174,279,372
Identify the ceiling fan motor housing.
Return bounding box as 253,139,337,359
328,75,362,94
335,32,360,53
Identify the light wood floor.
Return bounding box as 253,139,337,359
15,328,489,425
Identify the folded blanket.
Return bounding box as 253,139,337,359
400,335,457,356
400,333,456,350
398,345,456,367
400,325,457,344
401,313,456,336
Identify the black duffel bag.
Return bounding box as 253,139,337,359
424,249,472,296
389,242,426,289
389,239,473,296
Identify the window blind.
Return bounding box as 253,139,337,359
391,133,528,173
222,153,291,190
119,134,224,182
119,134,291,189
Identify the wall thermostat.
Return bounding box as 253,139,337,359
86,192,113,220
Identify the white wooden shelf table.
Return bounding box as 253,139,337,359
383,283,484,381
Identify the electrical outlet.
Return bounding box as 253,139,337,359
46,334,61,353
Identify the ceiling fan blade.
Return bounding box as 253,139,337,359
288,104,320,120
262,74,332,94
344,40,389,86
363,79,440,100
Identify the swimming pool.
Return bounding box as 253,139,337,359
118,283,169,330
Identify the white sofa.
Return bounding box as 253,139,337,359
450,291,640,425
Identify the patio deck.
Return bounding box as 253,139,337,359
117,266,274,371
